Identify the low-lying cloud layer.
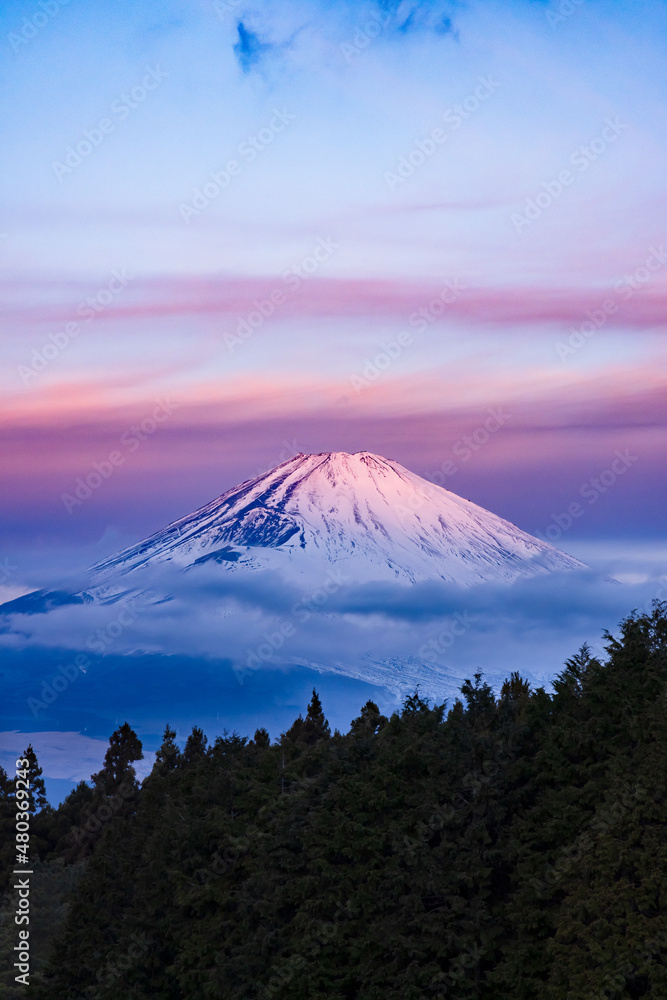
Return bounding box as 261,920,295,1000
2,552,665,702
3,544,664,792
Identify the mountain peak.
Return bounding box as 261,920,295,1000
84,450,585,597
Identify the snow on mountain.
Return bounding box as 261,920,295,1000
81,450,585,602
0,452,590,701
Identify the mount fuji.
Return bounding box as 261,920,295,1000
0,451,593,704
3,451,585,613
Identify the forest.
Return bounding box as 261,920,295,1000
1,603,666,999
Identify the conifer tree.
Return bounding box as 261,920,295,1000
182,725,208,763
91,722,143,795
0,763,11,797
0,764,16,893
21,743,47,813
498,671,531,708
32,605,667,1000
349,699,388,736
302,688,331,744
284,689,331,746
154,723,180,771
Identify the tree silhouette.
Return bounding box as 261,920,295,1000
92,722,143,795
154,724,180,771
285,689,331,746
22,743,47,813
183,725,208,763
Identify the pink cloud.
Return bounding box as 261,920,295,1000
3,360,665,473
3,275,666,331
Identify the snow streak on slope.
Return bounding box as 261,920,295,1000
85,451,585,601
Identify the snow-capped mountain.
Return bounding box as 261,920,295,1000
77,450,584,603
0,452,589,700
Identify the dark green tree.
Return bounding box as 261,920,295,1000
0,764,16,893
284,689,331,746
154,723,180,771
182,725,208,764
349,699,388,737
21,743,47,813
91,722,144,795
32,606,667,1000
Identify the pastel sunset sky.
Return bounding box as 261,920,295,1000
2,0,666,594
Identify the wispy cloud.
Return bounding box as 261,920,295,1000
225,0,460,74
4,275,666,331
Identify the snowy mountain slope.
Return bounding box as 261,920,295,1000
78,450,585,603
0,451,590,700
